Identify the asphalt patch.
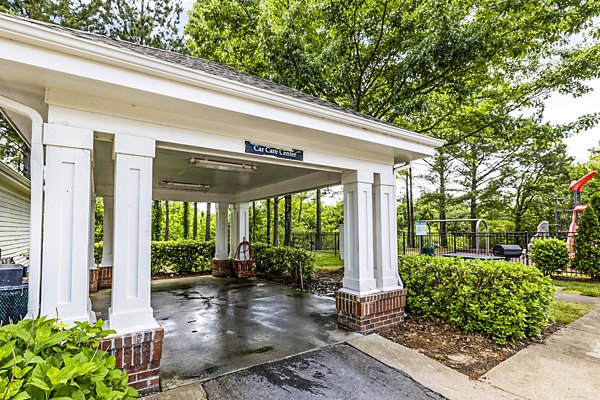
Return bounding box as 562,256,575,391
203,344,446,400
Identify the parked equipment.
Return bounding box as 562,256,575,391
493,244,523,261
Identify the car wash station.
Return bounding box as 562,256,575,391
0,13,441,392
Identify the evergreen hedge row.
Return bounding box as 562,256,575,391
398,255,554,344
252,243,315,283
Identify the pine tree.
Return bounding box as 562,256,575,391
152,200,162,241
572,204,600,279
182,201,189,239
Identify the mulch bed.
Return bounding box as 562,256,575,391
301,267,564,379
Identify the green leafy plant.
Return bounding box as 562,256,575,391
530,238,570,276
398,256,554,344
253,243,315,283
572,205,600,279
0,317,137,399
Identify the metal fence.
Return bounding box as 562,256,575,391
292,232,340,253
399,230,584,276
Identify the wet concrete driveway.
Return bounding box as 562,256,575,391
90,275,358,389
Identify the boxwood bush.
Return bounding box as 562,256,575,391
253,243,315,283
0,317,137,399
398,256,554,344
529,238,570,276
94,240,215,275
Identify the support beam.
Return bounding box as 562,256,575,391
229,204,238,258
100,196,114,267
40,124,93,324
373,173,402,291
109,134,158,334
340,170,377,295
88,192,96,269
214,203,229,260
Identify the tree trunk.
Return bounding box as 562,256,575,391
437,155,448,248
273,197,280,246
297,196,303,224
252,201,256,242
406,168,415,247
183,202,189,239
266,199,271,245
152,200,162,241
193,202,198,239
205,203,211,241
165,201,170,240
316,189,322,250
284,195,292,246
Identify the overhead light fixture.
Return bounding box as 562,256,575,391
159,180,210,191
189,157,257,172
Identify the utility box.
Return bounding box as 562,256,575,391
492,244,523,261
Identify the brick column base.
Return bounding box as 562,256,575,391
98,327,164,395
212,259,232,277
98,265,113,289
336,289,406,333
89,268,99,292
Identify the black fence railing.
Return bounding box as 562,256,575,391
292,232,340,253
399,231,584,276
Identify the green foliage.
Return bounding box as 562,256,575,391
572,205,600,278
549,300,594,325
530,238,570,276
0,114,27,173
150,240,215,275
313,251,344,270
398,256,555,344
0,317,137,399
252,243,315,283
551,278,600,298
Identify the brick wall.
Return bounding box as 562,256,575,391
336,289,406,333
89,266,113,292
212,259,232,277
89,268,99,292
98,327,164,394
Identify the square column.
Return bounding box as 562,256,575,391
212,202,232,277
101,196,114,267
229,204,238,258
233,203,250,252
40,124,93,324
340,170,377,295
108,134,158,334
373,172,402,291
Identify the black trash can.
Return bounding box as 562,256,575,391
0,264,27,325
421,246,436,256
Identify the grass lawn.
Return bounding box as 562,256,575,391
549,300,594,324
552,278,600,297
314,251,344,270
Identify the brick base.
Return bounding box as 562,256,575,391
98,327,164,394
212,259,232,277
98,265,113,289
336,289,406,333
89,268,99,292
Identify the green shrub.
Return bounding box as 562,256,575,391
94,240,215,275
572,203,600,279
398,256,554,344
0,317,137,399
150,240,215,275
253,243,315,283
530,238,570,276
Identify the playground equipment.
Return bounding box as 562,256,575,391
565,171,597,248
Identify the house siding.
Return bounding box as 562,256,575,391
0,172,30,266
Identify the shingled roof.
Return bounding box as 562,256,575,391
5,13,398,129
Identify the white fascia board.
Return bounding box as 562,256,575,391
152,189,234,203
233,171,342,203
0,15,444,152
0,160,30,196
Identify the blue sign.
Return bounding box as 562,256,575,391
245,141,304,161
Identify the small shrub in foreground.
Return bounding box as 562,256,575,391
253,243,315,283
0,317,137,399
530,238,570,276
398,256,555,344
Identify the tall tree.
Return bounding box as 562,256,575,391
273,197,280,246
193,202,198,239
315,189,322,250
164,200,170,240
182,201,189,239
266,198,271,245
205,202,211,241
152,200,162,241
284,195,292,246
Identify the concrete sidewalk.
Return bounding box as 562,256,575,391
482,306,600,400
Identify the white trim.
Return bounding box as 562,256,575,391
0,160,30,195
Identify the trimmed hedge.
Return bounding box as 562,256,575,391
253,243,315,283
529,238,570,276
398,256,554,344
94,240,215,275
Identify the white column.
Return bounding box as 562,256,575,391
100,196,114,267
373,173,402,291
40,124,93,324
229,204,238,258
108,134,158,334
232,203,250,259
214,202,229,260
340,170,377,295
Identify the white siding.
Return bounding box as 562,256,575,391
0,180,30,266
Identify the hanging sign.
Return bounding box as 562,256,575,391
245,141,304,161
415,220,427,236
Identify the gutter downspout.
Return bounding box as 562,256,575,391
0,94,44,318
